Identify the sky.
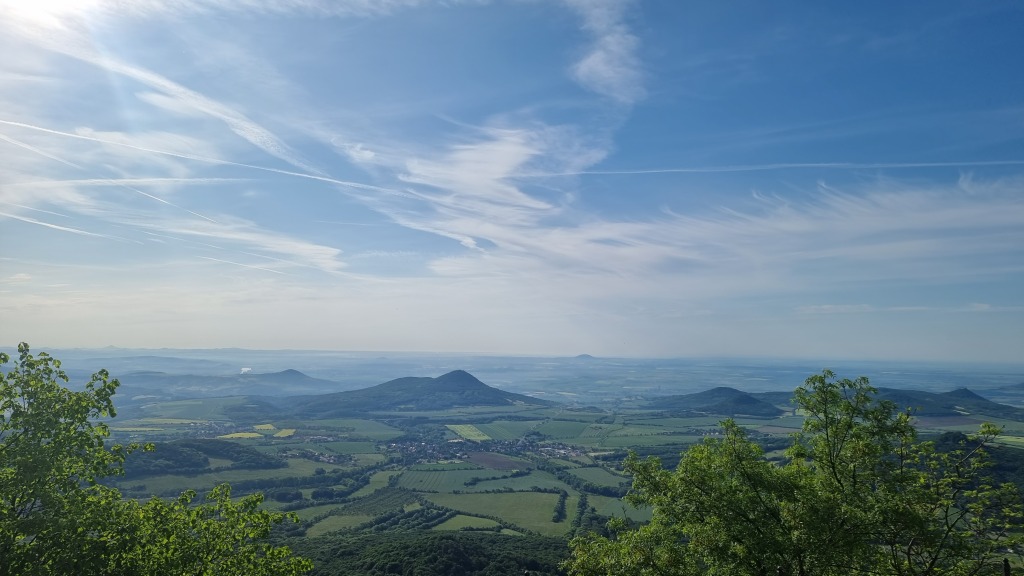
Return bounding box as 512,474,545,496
1,0,1022,363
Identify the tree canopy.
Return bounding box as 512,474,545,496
0,343,312,576
567,370,1024,576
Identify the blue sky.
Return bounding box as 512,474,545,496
1,0,1022,362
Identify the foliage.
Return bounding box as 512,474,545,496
567,370,1024,576
293,531,569,576
0,344,311,575
105,485,311,575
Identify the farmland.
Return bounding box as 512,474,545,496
104,378,1024,568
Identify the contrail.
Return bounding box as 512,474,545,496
0,119,408,196
0,210,115,239
198,256,286,275
9,177,246,187
0,133,83,169
0,129,219,223
519,160,1024,177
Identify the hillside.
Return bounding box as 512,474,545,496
876,387,1024,420
115,369,345,401
288,370,557,418
645,385,1024,421
645,386,785,417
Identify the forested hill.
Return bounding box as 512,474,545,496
286,370,557,418
875,387,1024,419
644,386,784,417
115,368,343,399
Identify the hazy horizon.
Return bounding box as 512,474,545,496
2,1,1022,362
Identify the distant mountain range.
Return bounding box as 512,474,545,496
116,362,1024,424
115,368,346,401
644,385,1024,421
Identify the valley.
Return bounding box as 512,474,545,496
103,362,1024,569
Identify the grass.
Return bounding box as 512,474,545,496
273,428,296,438
290,503,345,520
475,420,542,440
321,441,378,454
446,424,491,441
254,424,277,430
432,515,500,531
588,494,652,522
424,492,572,536
131,417,206,425
567,466,628,488
137,397,246,420
396,469,490,492
311,419,404,440
218,432,263,439
127,458,327,496
536,420,591,439
349,471,401,499
408,462,481,471
307,514,373,536
463,470,572,493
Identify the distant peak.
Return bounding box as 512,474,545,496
441,369,473,378
575,354,595,360
434,370,484,385
943,387,986,400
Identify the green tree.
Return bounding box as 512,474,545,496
0,343,311,575
566,370,1023,576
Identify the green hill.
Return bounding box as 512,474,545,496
645,386,784,417
116,368,343,400
876,387,1024,420
288,370,557,418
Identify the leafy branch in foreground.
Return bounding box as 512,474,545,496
0,343,311,576
567,370,1024,576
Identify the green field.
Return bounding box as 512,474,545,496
568,466,628,488
466,471,572,493
310,419,404,440
446,424,491,441
349,471,402,498
123,458,330,496
135,397,246,420
396,469,492,492
588,494,652,522
475,420,542,440
425,492,572,536
432,515,501,531
536,420,591,439
321,441,378,454
307,514,373,536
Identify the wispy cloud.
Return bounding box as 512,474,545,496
0,210,118,240
524,159,1024,177
0,120,400,195
198,256,286,275
6,22,320,175
562,0,644,104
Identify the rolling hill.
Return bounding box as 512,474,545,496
288,370,558,418
875,387,1024,420
645,385,1024,421
114,369,345,401
645,386,785,417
